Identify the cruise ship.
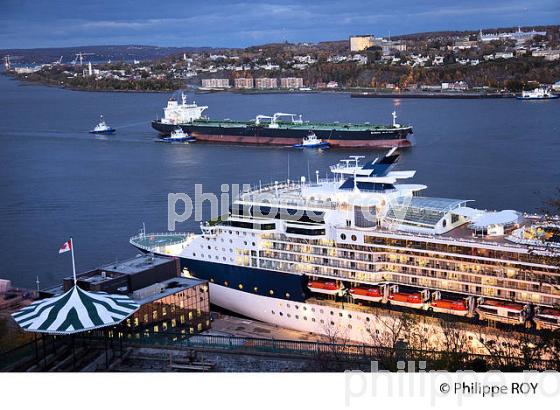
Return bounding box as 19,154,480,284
131,149,560,343
151,93,414,147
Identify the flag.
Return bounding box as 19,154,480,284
59,240,72,254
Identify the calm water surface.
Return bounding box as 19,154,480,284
0,75,559,287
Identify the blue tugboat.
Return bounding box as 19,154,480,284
293,132,330,149
89,115,116,134
158,128,197,143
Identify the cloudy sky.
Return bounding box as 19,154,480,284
1,0,558,49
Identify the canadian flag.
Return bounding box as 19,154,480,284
59,239,72,254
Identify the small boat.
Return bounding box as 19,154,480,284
349,286,383,302
534,307,560,330
89,115,116,134
293,132,330,149
476,299,527,324
158,128,197,143
307,280,342,295
388,289,430,308
389,292,424,305
516,87,559,100
430,298,469,316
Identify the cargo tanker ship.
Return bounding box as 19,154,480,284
151,93,414,148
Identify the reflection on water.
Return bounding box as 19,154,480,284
0,75,559,287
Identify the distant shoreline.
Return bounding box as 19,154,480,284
2,72,175,94
2,73,529,99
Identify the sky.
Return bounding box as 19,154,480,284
1,0,558,49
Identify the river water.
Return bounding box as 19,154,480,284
0,75,559,287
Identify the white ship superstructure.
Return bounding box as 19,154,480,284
161,93,208,125
517,87,559,100
131,149,560,344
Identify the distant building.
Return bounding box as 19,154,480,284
234,77,254,89
532,49,560,61
552,81,560,91
441,81,469,91
352,54,368,64
255,77,278,89
260,62,280,70
350,35,406,54
350,35,374,52
494,51,514,59
433,56,444,65
326,81,339,88
293,55,316,64
280,77,304,89
201,78,230,88
327,55,348,63
479,28,546,44
453,39,478,50
379,40,406,54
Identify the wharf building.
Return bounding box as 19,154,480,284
46,254,211,338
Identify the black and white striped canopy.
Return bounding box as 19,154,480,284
12,286,139,335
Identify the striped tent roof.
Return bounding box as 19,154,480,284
11,286,139,335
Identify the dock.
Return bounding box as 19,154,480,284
351,92,517,99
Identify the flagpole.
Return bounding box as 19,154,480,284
70,237,77,286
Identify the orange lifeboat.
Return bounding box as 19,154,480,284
388,291,426,308
430,298,469,316
307,280,341,296
349,286,383,303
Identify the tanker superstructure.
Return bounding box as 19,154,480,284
152,93,414,148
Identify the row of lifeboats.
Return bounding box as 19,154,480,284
306,280,560,330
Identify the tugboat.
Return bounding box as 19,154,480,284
89,115,116,134
292,132,330,149
158,127,197,143
517,87,559,100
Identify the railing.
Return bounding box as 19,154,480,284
94,332,560,370
239,179,339,210
129,232,194,251
2,331,558,371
